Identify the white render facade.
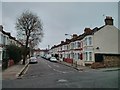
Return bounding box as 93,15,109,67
0,25,23,61
83,35,94,64
0,27,10,61
94,25,120,54
50,16,120,66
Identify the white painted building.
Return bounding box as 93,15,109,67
0,25,10,61
50,16,120,66
83,34,94,64
94,25,120,54
92,16,120,64
0,25,23,62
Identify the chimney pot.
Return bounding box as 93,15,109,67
0,25,3,31
84,28,92,34
66,39,70,42
72,34,77,38
105,16,113,25
61,41,64,44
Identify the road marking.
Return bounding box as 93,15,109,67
48,65,52,68
57,79,68,83
45,62,52,68
53,69,67,74
53,64,59,67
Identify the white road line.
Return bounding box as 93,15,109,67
48,65,52,68
45,61,69,74
53,64,59,68
53,68,67,74
45,62,52,68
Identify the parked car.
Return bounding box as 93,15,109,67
46,54,51,60
29,56,38,64
50,57,57,62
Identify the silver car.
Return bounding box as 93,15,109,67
50,57,57,62
29,56,38,64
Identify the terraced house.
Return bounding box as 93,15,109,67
50,16,120,67
0,25,23,66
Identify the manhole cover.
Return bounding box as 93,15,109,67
57,79,68,83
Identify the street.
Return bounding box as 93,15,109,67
2,57,119,88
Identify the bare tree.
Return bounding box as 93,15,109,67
16,10,43,65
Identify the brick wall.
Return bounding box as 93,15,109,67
103,55,120,67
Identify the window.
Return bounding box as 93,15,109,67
85,38,87,45
3,36,6,45
71,52,74,59
0,34,1,44
78,53,80,59
71,43,74,49
88,37,92,45
89,52,92,61
77,42,81,48
75,53,77,59
67,45,69,50
60,54,62,58
61,47,62,50
73,43,75,49
74,42,76,48
0,51,2,60
1,34,4,44
85,52,88,61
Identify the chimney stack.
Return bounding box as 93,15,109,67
105,16,113,25
66,39,70,42
72,34,77,38
61,41,64,44
0,25,3,31
84,28,92,34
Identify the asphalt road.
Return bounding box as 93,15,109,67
0,69,2,90
2,57,119,88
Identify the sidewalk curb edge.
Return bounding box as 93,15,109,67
16,62,29,78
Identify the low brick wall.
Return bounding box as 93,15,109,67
103,55,120,67
63,58,73,64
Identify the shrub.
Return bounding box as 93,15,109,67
6,44,22,64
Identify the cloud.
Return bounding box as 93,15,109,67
2,2,118,49
1,0,119,2
0,2,2,24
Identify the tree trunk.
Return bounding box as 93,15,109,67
22,49,27,65
22,56,26,65
22,35,29,65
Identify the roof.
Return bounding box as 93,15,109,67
0,25,23,46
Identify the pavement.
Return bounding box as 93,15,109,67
57,60,120,72
2,60,29,80
2,59,120,80
58,60,91,71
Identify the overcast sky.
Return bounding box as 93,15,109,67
0,1,118,49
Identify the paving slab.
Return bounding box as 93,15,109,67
2,60,29,80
